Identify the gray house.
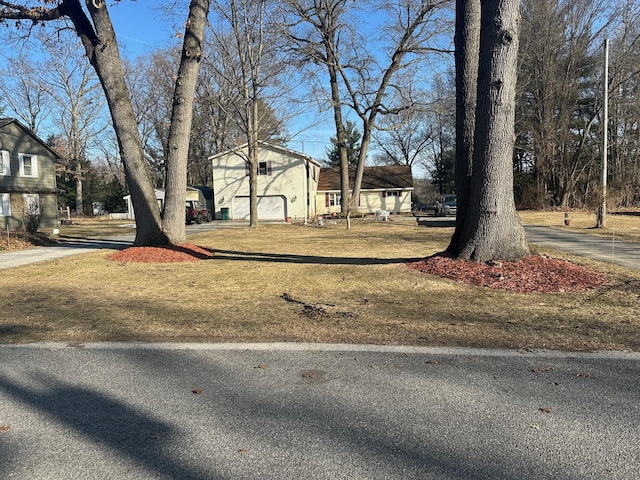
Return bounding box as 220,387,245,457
0,118,59,232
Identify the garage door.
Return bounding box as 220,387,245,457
233,195,286,220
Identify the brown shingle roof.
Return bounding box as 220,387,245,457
318,165,413,191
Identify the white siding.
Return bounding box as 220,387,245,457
211,144,319,221
233,195,286,220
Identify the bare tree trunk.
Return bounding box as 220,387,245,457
162,0,211,244
248,127,259,228
319,4,350,219
447,0,480,254
449,0,530,262
65,0,167,245
75,162,84,215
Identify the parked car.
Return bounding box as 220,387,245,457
435,194,457,216
185,200,212,224
412,202,437,215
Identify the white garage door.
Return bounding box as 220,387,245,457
233,195,286,220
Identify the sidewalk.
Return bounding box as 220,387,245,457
0,236,133,270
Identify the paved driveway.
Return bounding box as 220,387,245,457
524,225,640,270
1,344,638,479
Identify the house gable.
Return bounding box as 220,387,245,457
209,142,321,221
0,118,59,194
0,118,60,232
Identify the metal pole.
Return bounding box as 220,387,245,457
598,38,609,228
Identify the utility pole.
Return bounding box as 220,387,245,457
597,38,609,228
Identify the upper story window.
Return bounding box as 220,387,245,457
258,161,272,176
19,153,38,177
0,150,10,176
245,160,273,176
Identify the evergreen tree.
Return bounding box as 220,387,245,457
325,120,361,167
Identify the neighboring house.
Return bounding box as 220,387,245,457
317,165,413,216
209,142,322,221
0,118,59,232
123,186,207,219
192,185,214,213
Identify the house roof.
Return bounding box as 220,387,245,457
0,117,62,159
318,165,413,191
208,141,323,167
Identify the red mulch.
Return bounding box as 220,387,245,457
108,244,608,293
407,254,609,293
108,243,214,263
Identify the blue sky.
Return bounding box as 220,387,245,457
109,1,334,161
109,2,183,58
1,2,447,171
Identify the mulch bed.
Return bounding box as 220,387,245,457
109,243,608,294
108,243,214,263
407,254,609,293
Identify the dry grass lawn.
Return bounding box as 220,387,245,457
1,218,639,352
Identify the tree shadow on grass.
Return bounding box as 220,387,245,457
207,248,424,265
416,218,456,228
52,236,134,250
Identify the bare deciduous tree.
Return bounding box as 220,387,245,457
516,0,610,210
283,0,451,227
210,0,288,226
0,0,210,246
40,35,107,216
0,53,51,133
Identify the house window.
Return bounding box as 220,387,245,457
0,150,10,176
382,191,402,197
325,193,340,207
0,193,10,217
19,153,38,177
23,194,40,216
258,161,272,176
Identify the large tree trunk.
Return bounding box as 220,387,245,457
1,0,209,246
324,38,349,218
447,0,480,252
162,0,211,244
66,0,167,245
448,0,530,262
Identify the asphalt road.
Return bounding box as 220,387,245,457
1,344,638,479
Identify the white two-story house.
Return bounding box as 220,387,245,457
210,142,322,222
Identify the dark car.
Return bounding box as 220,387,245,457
412,203,437,215
185,200,212,224
435,195,457,216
